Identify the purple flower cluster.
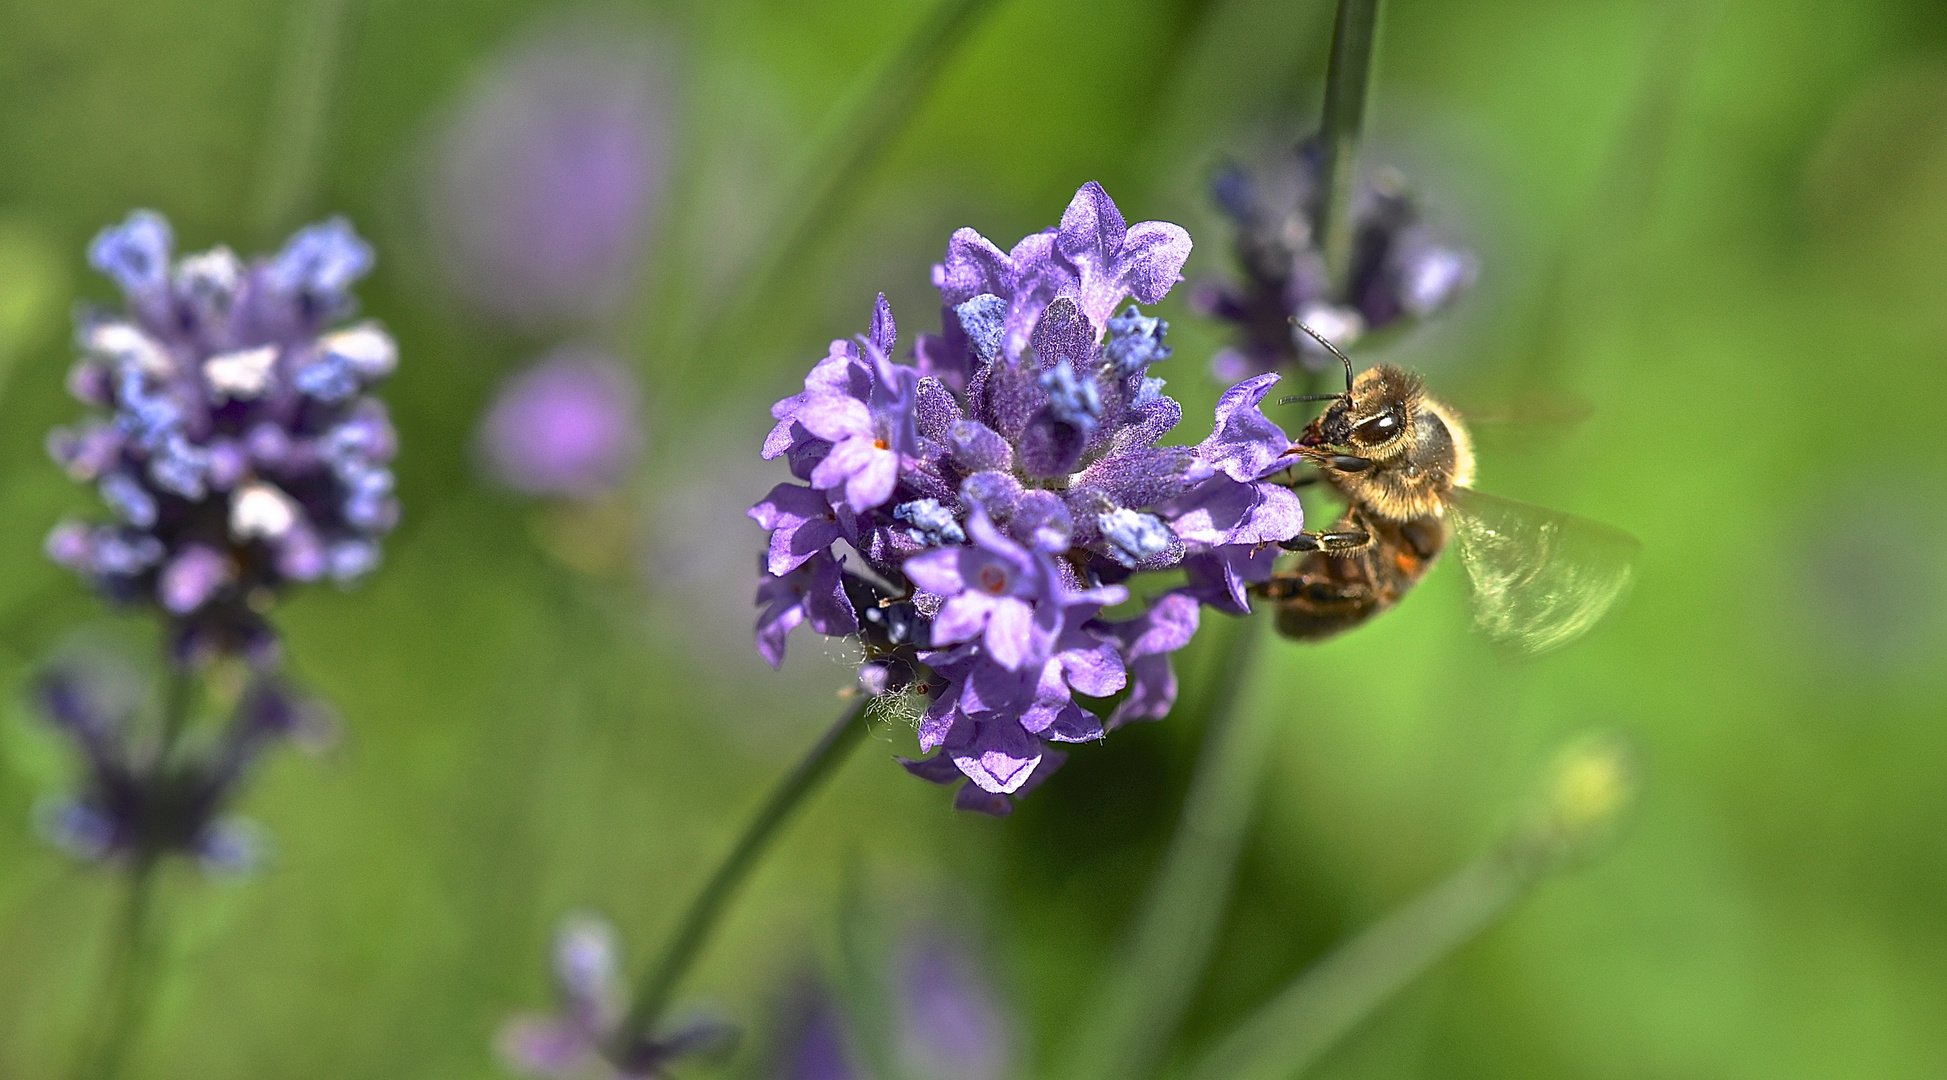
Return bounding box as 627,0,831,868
46,211,399,667
1197,139,1477,380
750,183,1305,814
35,662,330,873
499,916,734,1080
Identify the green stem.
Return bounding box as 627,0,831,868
72,857,161,1080
253,0,358,236
72,666,198,1080
617,698,870,1043
1184,848,1534,1080
156,665,197,767
1063,613,1272,1080
687,0,999,361
1314,0,1382,294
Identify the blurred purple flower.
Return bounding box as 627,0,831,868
748,183,1303,813
1199,138,1477,379
500,915,735,1079
34,659,330,872
773,987,868,1080
772,929,1014,1080
897,930,1013,1080
426,19,671,328
48,210,399,669
480,347,645,498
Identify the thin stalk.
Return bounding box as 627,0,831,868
1063,613,1273,1080
253,0,359,236
1313,0,1382,293
686,0,1000,362
156,665,197,765
1184,848,1534,1080
72,666,198,1080
72,856,161,1080
617,699,871,1042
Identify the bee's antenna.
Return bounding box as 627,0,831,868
1278,394,1345,405
1290,319,1356,396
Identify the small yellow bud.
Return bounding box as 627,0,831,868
1515,731,1642,872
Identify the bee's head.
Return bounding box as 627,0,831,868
1297,365,1423,458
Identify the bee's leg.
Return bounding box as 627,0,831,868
1280,529,1372,554
1286,445,1373,474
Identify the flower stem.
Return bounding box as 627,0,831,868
1183,847,1536,1080
1062,612,1273,1080
71,666,197,1080
617,698,871,1043
1314,0,1383,294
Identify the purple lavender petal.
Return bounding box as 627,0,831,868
951,718,1042,795
954,784,1014,816
811,437,900,513
935,228,1013,305
1181,545,1281,614
1166,476,1304,548
796,396,874,443
749,482,844,576
1054,182,1193,330
754,551,857,668
1198,373,1293,483
1104,592,1200,726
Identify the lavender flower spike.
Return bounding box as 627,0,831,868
48,210,400,669
750,182,1300,812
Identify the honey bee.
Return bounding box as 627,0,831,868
1258,327,1638,655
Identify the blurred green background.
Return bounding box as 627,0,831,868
4,0,1947,1077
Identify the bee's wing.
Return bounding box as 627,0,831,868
1447,487,1640,656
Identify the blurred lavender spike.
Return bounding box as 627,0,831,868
49,209,400,671
478,346,646,499
425,16,672,329
896,930,1013,1080
31,658,330,873
1200,141,1478,381
775,985,870,1080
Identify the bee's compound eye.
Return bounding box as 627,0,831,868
1351,411,1401,445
